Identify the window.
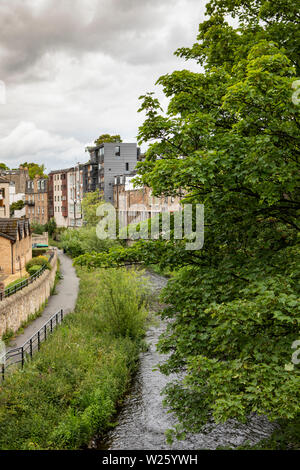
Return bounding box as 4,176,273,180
115,146,120,156
125,162,129,171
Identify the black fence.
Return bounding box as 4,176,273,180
1,309,64,382
0,251,55,301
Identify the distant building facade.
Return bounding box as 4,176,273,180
67,165,84,228
0,176,10,218
0,218,32,275
113,173,182,229
25,176,48,225
0,166,29,193
48,169,69,228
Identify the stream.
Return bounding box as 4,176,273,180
90,272,276,450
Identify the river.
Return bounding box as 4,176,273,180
90,272,275,450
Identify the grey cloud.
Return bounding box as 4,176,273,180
0,0,205,171
0,0,195,82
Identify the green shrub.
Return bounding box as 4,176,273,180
5,276,28,290
27,265,43,276
31,222,46,235
25,256,51,274
60,226,118,258
32,248,47,257
97,268,148,340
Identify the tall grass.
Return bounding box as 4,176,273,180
0,267,148,450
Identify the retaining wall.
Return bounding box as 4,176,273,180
0,250,58,338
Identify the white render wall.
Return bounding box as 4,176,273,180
67,170,82,227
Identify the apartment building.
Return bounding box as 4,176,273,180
0,176,10,218
85,143,140,203
48,169,69,227
25,176,48,225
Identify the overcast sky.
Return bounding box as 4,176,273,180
0,0,206,172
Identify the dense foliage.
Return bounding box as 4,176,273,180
31,218,57,237
60,226,117,258
75,0,300,446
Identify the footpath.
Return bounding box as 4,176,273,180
7,250,79,351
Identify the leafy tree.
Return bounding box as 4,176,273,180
75,0,300,446
0,163,9,170
21,163,47,180
10,199,24,216
94,134,122,146
31,222,46,235
45,217,57,237
81,190,104,226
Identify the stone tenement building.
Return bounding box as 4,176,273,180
25,176,48,225
0,176,10,218
0,218,32,275
0,166,29,194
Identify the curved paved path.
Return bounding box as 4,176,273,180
8,249,79,350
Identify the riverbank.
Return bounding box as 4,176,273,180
91,272,277,450
0,267,148,450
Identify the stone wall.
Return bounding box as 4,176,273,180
32,232,49,246
0,249,58,338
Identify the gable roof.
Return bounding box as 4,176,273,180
0,218,31,242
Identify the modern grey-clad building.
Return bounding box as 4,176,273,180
85,142,140,202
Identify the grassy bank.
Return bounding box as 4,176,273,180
0,267,148,450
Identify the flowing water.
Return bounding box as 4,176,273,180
91,272,276,450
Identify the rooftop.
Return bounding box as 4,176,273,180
0,218,31,242
0,176,10,184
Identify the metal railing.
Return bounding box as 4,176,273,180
0,251,54,301
1,309,64,381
